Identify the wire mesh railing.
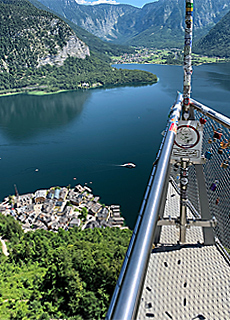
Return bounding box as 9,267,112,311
171,101,230,250
194,106,230,250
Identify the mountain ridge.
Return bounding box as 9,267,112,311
193,9,230,58
29,0,135,61
34,0,230,48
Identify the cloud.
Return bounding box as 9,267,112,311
90,0,119,4
74,0,88,4
75,0,119,4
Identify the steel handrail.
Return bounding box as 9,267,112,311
191,98,230,129
105,104,168,318
106,92,182,320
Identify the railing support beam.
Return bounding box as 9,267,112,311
195,164,215,245
179,158,189,243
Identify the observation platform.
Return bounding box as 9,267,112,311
106,96,230,320
137,182,230,320
105,2,230,319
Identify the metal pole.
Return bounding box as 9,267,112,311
153,163,171,244
195,164,215,245
180,0,194,240
182,0,193,120
179,158,189,243
106,93,182,320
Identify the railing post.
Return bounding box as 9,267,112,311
195,164,215,245
179,158,189,243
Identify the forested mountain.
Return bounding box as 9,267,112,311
0,0,90,70
34,0,230,48
193,9,230,58
0,213,132,319
0,0,157,94
28,0,135,62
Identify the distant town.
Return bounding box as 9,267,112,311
0,184,127,232
112,48,227,66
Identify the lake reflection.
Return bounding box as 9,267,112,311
0,90,91,140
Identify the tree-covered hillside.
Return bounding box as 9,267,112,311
0,213,132,319
28,0,135,62
0,0,89,70
0,54,157,94
193,9,230,58
0,0,157,94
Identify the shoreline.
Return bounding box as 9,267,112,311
0,89,70,98
112,59,229,67
112,47,229,66
0,79,157,98
0,57,227,98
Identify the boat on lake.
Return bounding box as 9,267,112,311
121,163,136,169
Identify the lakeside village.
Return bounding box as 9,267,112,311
0,184,127,232
112,48,226,65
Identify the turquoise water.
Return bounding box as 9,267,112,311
0,63,229,228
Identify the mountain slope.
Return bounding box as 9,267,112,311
28,0,135,61
34,0,140,41
35,0,230,48
0,0,90,72
0,0,157,94
193,9,230,58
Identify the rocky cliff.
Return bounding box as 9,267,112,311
0,0,90,72
37,34,90,67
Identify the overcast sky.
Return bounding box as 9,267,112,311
74,0,157,8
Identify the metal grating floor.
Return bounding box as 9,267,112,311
137,183,230,320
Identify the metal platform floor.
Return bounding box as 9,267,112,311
137,183,230,320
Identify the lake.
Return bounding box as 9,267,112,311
0,63,230,228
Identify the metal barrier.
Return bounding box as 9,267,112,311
106,96,230,320
191,99,230,129
170,99,230,250
106,0,230,315
192,100,230,249
105,93,182,320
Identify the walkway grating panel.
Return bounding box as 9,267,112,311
137,182,230,320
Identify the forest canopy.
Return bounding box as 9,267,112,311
0,55,157,94
0,213,132,319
